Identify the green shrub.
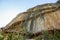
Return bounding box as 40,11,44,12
35,30,60,40
0,32,5,40
7,33,12,40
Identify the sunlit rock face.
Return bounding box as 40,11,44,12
23,4,60,33
0,1,60,40
2,1,60,34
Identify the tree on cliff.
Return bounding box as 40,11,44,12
57,0,60,4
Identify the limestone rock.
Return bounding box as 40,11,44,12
1,0,60,34
0,0,60,40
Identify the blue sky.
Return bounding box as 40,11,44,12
0,0,57,28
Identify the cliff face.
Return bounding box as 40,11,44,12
0,0,60,40
2,3,60,33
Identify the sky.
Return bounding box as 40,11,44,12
0,0,57,28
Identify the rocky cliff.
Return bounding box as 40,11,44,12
0,0,60,40
2,2,60,33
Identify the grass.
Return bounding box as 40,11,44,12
0,30,60,40
35,30,60,40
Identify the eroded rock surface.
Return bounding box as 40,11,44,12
0,0,60,40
